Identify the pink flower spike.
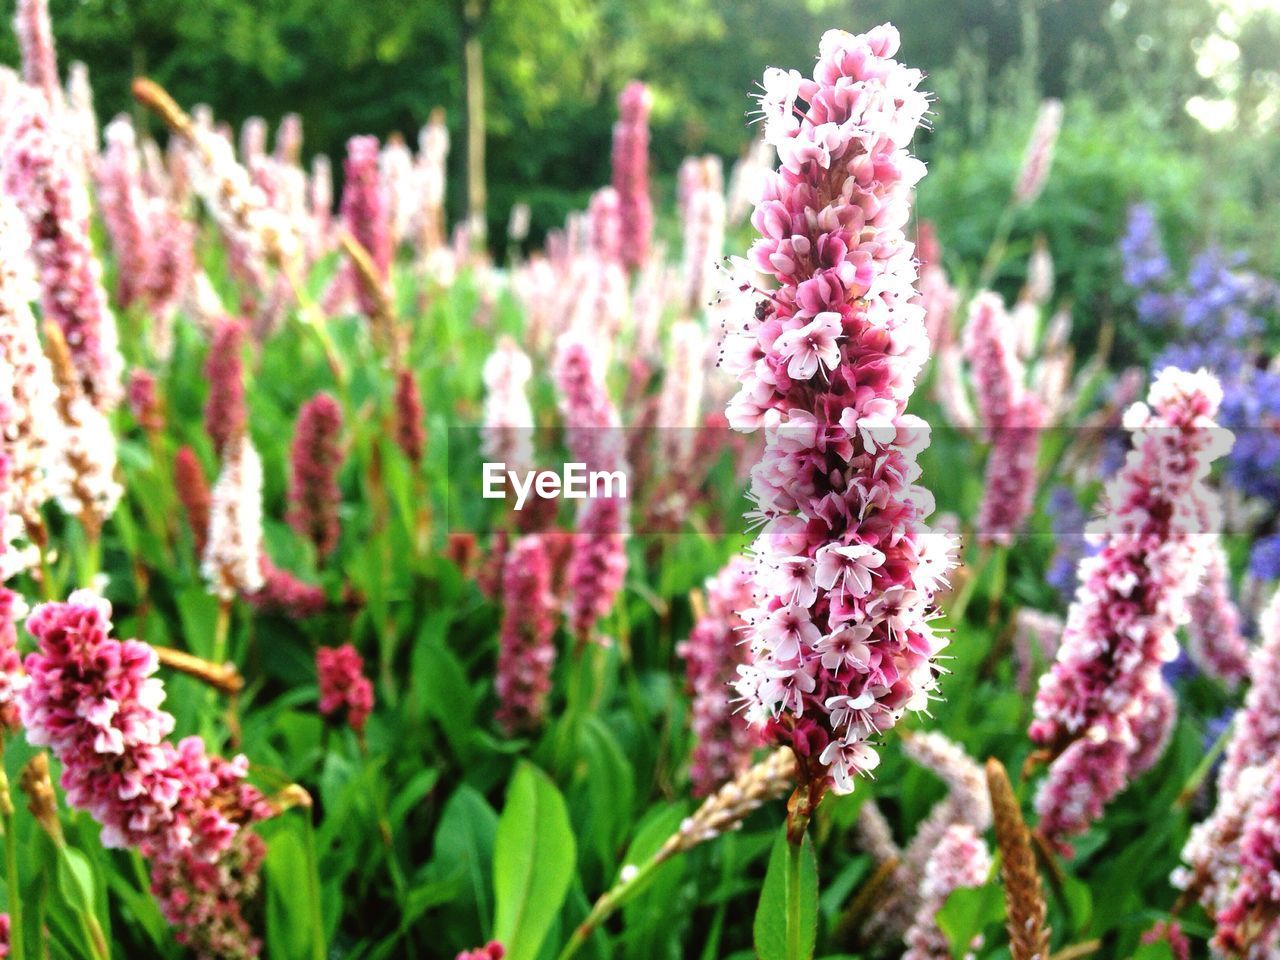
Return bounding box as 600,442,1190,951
1031,367,1232,849
679,557,758,795
14,0,61,109
495,535,557,735
316,644,374,736
2,85,124,411
287,392,344,560
611,81,652,271
728,26,950,798
0,588,26,732
902,824,992,960
1185,539,1249,688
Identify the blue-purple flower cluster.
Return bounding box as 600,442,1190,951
1045,485,1088,601
1250,534,1280,582
1119,204,1280,577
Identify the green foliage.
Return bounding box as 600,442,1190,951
936,883,1004,957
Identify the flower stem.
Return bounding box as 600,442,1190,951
1176,715,1233,809
785,835,805,960
36,540,57,603
555,855,662,960
211,598,232,666
977,202,1017,291
1,773,25,960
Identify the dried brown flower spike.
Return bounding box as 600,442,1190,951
987,757,1051,960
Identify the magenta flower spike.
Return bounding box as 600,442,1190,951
393,368,426,467
250,556,328,619
203,318,247,458
963,290,1046,546
1185,539,1249,687
97,116,153,309
339,135,391,319
0,587,25,732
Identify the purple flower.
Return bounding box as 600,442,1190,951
2,85,123,411
1250,535,1280,582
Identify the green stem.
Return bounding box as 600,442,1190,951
555,854,663,960
1176,716,1234,809
785,838,805,960
300,812,327,960
211,598,232,665
986,545,1009,625
976,201,1018,291
3,806,25,960
363,743,406,901
287,267,350,405
76,528,102,591
37,540,57,603
948,545,991,624
80,911,109,960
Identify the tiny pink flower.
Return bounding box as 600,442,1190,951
816,542,886,599
817,625,874,671
773,312,842,380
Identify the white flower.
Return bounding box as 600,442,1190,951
815,624,874,671
815,542,886,599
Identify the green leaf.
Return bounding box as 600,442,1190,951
754,826,818,960
1131,942,1176,960
264,819,325,960
411,617,476,756
1060,871,1094,935
573,717,636,870
432,784,499,944
492,763,577,960
174,587,220,660
56,847,97,917
936,882,1005,958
